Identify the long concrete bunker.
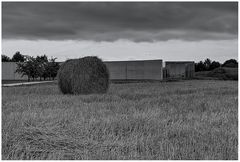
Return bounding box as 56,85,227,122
2,59,195,81
164,61,195,79
104,59,163,80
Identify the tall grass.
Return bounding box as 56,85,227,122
2,80,238,160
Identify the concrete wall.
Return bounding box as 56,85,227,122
104,61,127,80
185,63,195,78
165,61,195,79
104,60,163,80
2,60,163,81
105,60,163,80
2,62,28,80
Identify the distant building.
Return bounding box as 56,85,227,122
2,60,195,81
104,59,163,80
164,61,195,79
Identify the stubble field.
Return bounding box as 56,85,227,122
2,80,238,160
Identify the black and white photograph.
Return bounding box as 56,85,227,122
1,1,238,160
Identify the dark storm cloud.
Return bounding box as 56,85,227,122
2,2,238,42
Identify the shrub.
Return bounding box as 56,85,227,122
12,51,25,62
222,59,238,68
209,61,221,70
2,55,11,62
57,56,109,94
195,59,221,72
207,67,238,80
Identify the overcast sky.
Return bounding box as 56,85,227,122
2,2,238,63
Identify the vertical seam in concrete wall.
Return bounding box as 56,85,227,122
160,61,163,80
14,63,15,80
125,62,127,80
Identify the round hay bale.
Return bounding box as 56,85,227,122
57,56,109,94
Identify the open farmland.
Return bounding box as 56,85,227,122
2,80,238,160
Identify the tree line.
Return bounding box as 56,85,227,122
2,52,25,62
195,58,238,72
2,52,60,81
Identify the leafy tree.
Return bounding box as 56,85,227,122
15,58,31,81
45,57,60,80
28,56,39,81
195,59,222,72
36,55,48,63
2,55,11,62
15,54,60,81
204,58,212,71
209,61,221,70
195,61,206,72
222,59,238,68
36,55,48,80
12,51,25,62
15,56,39,81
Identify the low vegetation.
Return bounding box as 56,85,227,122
195,58,238,72
195,67,238,80
2,80,238,160
15,55,60,81
2,52,60,82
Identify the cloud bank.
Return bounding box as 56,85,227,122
2,2,238,42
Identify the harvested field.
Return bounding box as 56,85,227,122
2,80,238,160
